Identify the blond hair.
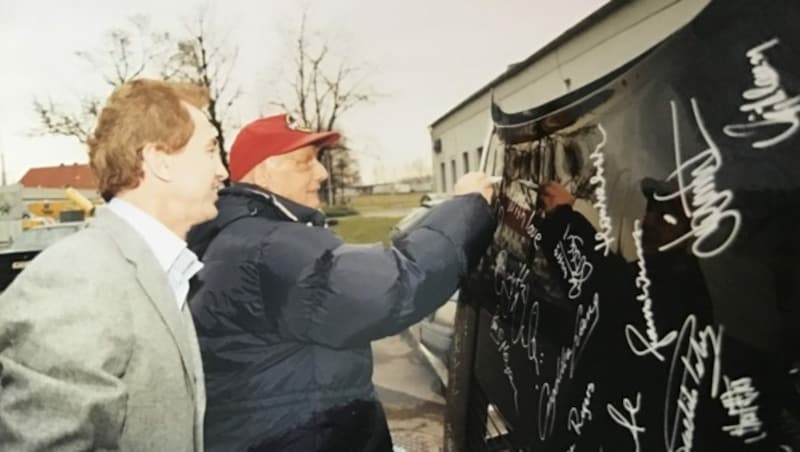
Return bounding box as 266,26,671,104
88,79,209,200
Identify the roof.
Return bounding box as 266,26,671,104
429,0,630,129
18,163,98,190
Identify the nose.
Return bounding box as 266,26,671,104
313,158,329,183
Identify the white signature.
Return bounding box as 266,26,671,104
607,392,645,452
492,250,541,376
554,224,594,300
724,38,800,149
508,297,541,375
571,293,600,379
539,346,572,440
489,315,520,414
493,250,531,312
653,99,741,258
568,382,595,436
538,294,600,440
588,124,615,256
625,220,678,361
664,315,723,452
720,375,766,444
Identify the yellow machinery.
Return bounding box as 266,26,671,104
64,187,95,215
21,217,54,230
22,188,96,230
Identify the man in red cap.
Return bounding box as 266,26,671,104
187,114,496,452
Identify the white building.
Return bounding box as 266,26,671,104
429,0,709,193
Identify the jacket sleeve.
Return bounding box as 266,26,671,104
274,193,496,349
0,242,132,451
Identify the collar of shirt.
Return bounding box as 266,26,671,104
107,198,203,309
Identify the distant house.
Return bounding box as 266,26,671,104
347,175,433,197
397,175,433,193
350,182,409,196
19,163,97,190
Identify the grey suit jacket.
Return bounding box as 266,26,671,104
0,208,206,451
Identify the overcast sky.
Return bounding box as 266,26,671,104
0,0,607,183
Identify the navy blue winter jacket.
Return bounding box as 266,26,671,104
187,183,495,452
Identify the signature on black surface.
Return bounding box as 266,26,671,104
655,99,741,258
725,38,800,149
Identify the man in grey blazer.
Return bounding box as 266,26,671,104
0,79,228,451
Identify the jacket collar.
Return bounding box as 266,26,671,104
187,184,326,259
226,182,326,226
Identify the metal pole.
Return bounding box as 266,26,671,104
326,151,334,205
0,128,7,186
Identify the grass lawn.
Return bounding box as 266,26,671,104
333,216,402,244
349,193,422,212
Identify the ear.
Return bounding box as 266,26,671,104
142,143,171,182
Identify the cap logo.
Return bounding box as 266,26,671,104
285,114,312,132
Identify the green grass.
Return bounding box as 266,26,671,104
333,216,402,244
349,193,422,212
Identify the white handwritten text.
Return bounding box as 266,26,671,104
625,220,678,361
724,38,800,149
654,99,741,258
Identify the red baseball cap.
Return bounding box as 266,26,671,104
228,114,340,182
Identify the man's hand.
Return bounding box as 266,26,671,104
454,172,494,204
540,181,575,212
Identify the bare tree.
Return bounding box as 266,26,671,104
162,8,241,171
265,9,376,204
32,11,242,172
77,16,173,89
32,16,172,143
31,97,100,144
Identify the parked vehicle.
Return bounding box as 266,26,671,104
391,194,457,388
0,222,87,292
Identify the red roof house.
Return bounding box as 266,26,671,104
18,163,98,190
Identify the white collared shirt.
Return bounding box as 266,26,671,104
107,198,203,309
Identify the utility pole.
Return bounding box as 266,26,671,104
0,129,7,186
1,151,7,187
325,151,333,205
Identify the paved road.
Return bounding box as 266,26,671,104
373,333,445,452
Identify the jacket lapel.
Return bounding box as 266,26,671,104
91,208,197,396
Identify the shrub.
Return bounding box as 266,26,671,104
323,204,359,217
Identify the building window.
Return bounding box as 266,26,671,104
476,146,483,167
450,160,457,190
433,138,442,153
440,162,446,192
462,151,470,174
